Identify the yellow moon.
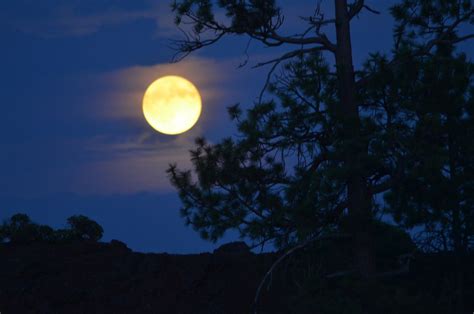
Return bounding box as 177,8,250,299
142,76,202,135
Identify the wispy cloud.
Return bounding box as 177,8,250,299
94,56,229,123
0,44,265,197
1,0,178,39
67,55,262,195
73,136,194,195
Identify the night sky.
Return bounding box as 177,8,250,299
1,0,472,253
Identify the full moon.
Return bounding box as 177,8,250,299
142,76,202,135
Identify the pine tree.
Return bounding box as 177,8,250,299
167,1,474,305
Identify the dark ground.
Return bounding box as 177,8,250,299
0,240,473,314
0,241,287,314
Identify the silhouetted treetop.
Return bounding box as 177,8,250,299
0,213,104,244
67,215,104,242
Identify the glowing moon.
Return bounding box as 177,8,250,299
142,76,202,135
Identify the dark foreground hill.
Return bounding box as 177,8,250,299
0,240,473,314
0,241,287,314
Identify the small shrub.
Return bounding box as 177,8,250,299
66,215,104,242
1,213,43,244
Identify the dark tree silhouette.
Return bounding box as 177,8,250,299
169,0,473,274
66,215,104,242
374,46,474,314
0,214,104,244
0,213,42,244
380,51,474,254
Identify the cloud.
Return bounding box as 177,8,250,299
66,55,264,195
0,50,266,197
94,56,231,123
23,10,155,38
1,0,178,39
72,136,194,195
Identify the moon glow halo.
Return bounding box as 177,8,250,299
142,76,202,135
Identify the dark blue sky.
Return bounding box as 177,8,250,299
1,0,472,253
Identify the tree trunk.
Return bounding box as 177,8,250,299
334,0,376,281
447,116,465,314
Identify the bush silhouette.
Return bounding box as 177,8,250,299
66,215,104,242
0,213,104,244
0,213,43,244
37,225,55,242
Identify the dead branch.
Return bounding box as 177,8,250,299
252,232,350,314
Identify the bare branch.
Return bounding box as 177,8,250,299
264,30,336,52
252,232,350,314
172,3,337,64
363,5,380,15
252,234,319,314
257,60,280,105
348,0,365,19
172,30,227,62
252,47,328,104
